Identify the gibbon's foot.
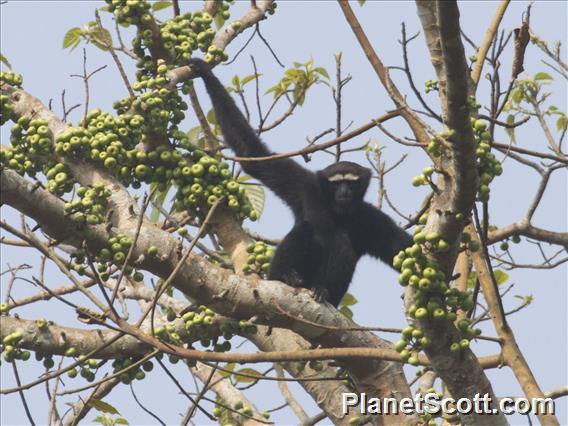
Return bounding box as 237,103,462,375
276,269,307,288
283,270,305,288
311,286,330,304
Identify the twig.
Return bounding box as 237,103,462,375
530,97,565,157
47,357,64,426
490,254,567,270
57,351,158,396
60,90,80,123
2,264,30,304
333,52,346,160
95,10,134,98
492,141,568,164
478,114,529,129
70,49,107,127
473,208,508,327
187,84,218,151
398,23,442,122
337,0,430,146
65,378,120,426
155,358,215,420
148,197,225,335
113,18,138,60
12,362,36,426
300,411,328,426
130,383,166,426
530,31,567,79
383,191,411,222
255,23,284,67
251,55,263,127
275,365,309,423
259,87,307,133
224,24,257,66
376,122,426,147
224,110,402,162
109,191,154,308
182,364,217,425
0,221,108,311
200,361,341,384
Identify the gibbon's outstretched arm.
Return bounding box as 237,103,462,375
188,58,316,217
355,203,413,266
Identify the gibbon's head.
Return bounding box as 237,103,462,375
317,161,371,216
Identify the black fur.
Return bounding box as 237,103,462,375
189,58,412,306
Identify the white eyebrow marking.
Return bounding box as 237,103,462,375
328,174,344,182
343,173,360,181
328,173,360,182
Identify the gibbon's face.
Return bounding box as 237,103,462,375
318,162,371,216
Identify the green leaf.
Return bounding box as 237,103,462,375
504,114,517,144
547,105,559,113
243,184,265,217
0,53,12,69
534,71,553,81
493,269,509,285
511,88,523,104
152,1,172,11
88,27,112,51
339,306,353,319
236,175,252,183
92,416,107,425
293,86,306,106
514,294,534,305
149,184,171,223
285,68,302,79
467,271,477,289
314,67,330,79
234,368,263,383
88,399,120,415
115,418,129,425
264,85,278,95
339,293,358,307
187,126,203,145
358,0,367,5
206,108,217,125
231,74,240,90
556,114,568,132
241,73,260,86
214,13,226,30
219,362,236,378
63,27,82,50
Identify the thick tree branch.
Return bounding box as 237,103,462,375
416,1,448,117
0,86,413,425
488,223,568,249
337,1,431,146
468,226,560,426
410,3,505,425
471,0,511,88
166,1,275,86
0,168,416,425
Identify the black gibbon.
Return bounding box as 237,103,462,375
189,58,412,306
